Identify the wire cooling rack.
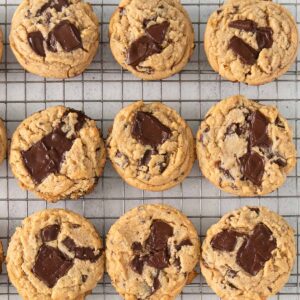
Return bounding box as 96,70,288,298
0,0,299,299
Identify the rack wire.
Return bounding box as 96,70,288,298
0,0,299,299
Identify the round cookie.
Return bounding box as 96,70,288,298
106,204,200,300
10,0,99,78
204,0,299,85
9,106,106,202
196,95,296,196
109,0,194,80
7,209,104,300
107,101,195,191
0,118,7,165
200,206,296,300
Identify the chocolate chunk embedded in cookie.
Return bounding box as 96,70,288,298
7,209,104,300
201,206,296,299
10,106,106,202
196,95,296,196
107,101,195,191
106,204,200,300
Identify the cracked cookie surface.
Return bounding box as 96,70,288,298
106,204,200,300
196,95,296,196
9,105,106,202
10,0,99,78
107,101,195,191
7,209,104,300
0,118,7,165
109,0,194,80
200,206,295,300
205,0,298,85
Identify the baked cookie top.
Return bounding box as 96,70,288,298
10,0,99,78
7,209,104,300
205,0,298,85
109,0,194,80
9,106,106,202
0,118,7,165
196,95,296,196
107,101,195,191
106,204,200,300
200,206,296,300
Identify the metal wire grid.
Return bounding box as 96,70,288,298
0,0,299,299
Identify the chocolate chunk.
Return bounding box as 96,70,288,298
226,269,238,278
145,21,170,44
274,157,287,167
225,123,246,136
28,31,45,57
256,27,273,50
236,223,276,276
151,272,161,294
217,161,234,180
132,242,143,252
41,224,60,242
275,117,285,129
145,220,173,251
63,237,102,263
47,20,82,52
131,112,171,148
240,151,265,186
228,282,238,289
37,0,68,16
66,108,87,132
82,275,88,282
21,109,86,184
32,245,73,288
146,249,169,269
249,111,272,148
228,36,259,65
131,255,145,275
211,230,240,252
229,19,257,32
175,239,193,251
126,35,162,67
249,207,260,214
141,149,157,166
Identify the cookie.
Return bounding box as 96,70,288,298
10,0,99,78
0,118,7,165
204,0,299,85
200,206,296,300
9,106,106,202
196,95,296,196
109,0,194,80
7,209,104,300
106,204,200,300
107,101,195,191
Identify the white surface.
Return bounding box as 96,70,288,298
0,0,299,299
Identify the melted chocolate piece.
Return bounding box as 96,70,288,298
28,31,46,57
240,151,265,186
131,112,172,148
127,22,169,66
256,27,273,50
229,36,259,65
229,19,257,32
146,250,169,269
249,207,260,214
175,239,193,251
32,245,73,288
225,123,246,136
41,224,60,242
37,0,68,16
21,109,86,184
82,275,88,282
132,242,143,252
63,237,102,262
211,230,240,252
141,149,157,166
274,157,287,167
145,21,170,44
249,111,272,148
151,272,161,294
47,20,82,52
130,255,145,275
236,223,277,276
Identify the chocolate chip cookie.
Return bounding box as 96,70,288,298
7,209,104,300
0,118,7,165
107,101,195,191
109,0,194,80
9,106,106,202
196,95,296,196
201,206,296,299
10,0,99,78
106,204,200,300
205,0,299,85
